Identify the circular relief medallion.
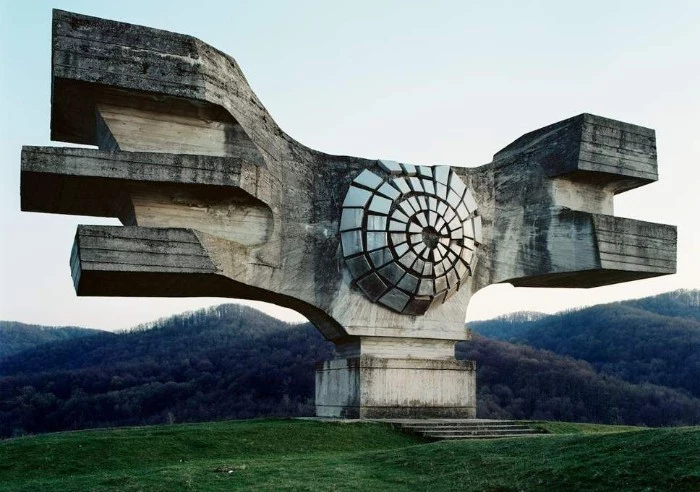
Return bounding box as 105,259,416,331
340,160,482,315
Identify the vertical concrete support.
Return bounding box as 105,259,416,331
315,336,476,419
316,356,476,418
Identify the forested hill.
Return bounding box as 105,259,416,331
0,305,334,438
0,321,104,360
624,289,700,319
0,304,325,376
1,291,700,438
472,290,700,397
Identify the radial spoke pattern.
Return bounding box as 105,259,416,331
340,160,482,315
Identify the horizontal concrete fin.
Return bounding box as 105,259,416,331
71,225,222,297
22,147,250,188
493,113,657,191
74,225,216,272
500,211,676,288
53,9,199,57
69,226,347,342
563,114,658,187
580,122,655,151
21,147,270,218
593,215,677,274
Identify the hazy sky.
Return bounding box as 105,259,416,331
0,0,698,331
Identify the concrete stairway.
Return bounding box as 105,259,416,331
379,419,547,440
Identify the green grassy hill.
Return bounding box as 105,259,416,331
1,419,698,491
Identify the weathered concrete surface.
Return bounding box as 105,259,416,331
315,357,476,418
20,10,677,418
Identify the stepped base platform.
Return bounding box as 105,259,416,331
374,419,548,440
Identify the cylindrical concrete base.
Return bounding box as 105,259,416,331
315,355,476,419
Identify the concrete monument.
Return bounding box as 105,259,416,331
21,10,677,418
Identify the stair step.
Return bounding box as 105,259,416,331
420,430,539,437
377,419,548,441
421,428,540,433
403,428,537,433
434,434,548,440
384,420,526,424
401,424,533,430
421,428,539,434
399,422,529,425
398,422,533,427
410,430,535,435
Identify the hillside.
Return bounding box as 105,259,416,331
458,336,700,425
2,293,700,438
625,289,700,319
0,321,104,360
1,419,698,491
0,305,334,438
472,289,700,397
0,304,322,374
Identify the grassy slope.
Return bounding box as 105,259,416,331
1,419,698,491
534,421,645,434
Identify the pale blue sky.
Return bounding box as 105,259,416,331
1,0,698,330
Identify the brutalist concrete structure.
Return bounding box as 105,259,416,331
20,10,677,418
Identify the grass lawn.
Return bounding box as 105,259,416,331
1,419,698,491
533,420,645,434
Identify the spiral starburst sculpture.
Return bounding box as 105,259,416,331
340,160,482,315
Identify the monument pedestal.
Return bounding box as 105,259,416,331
315,355,476,419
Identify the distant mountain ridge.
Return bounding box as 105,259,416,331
1,290,699,438
0,304,305,375
623,289,699,319
472,289,700,397
0,321,105,360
